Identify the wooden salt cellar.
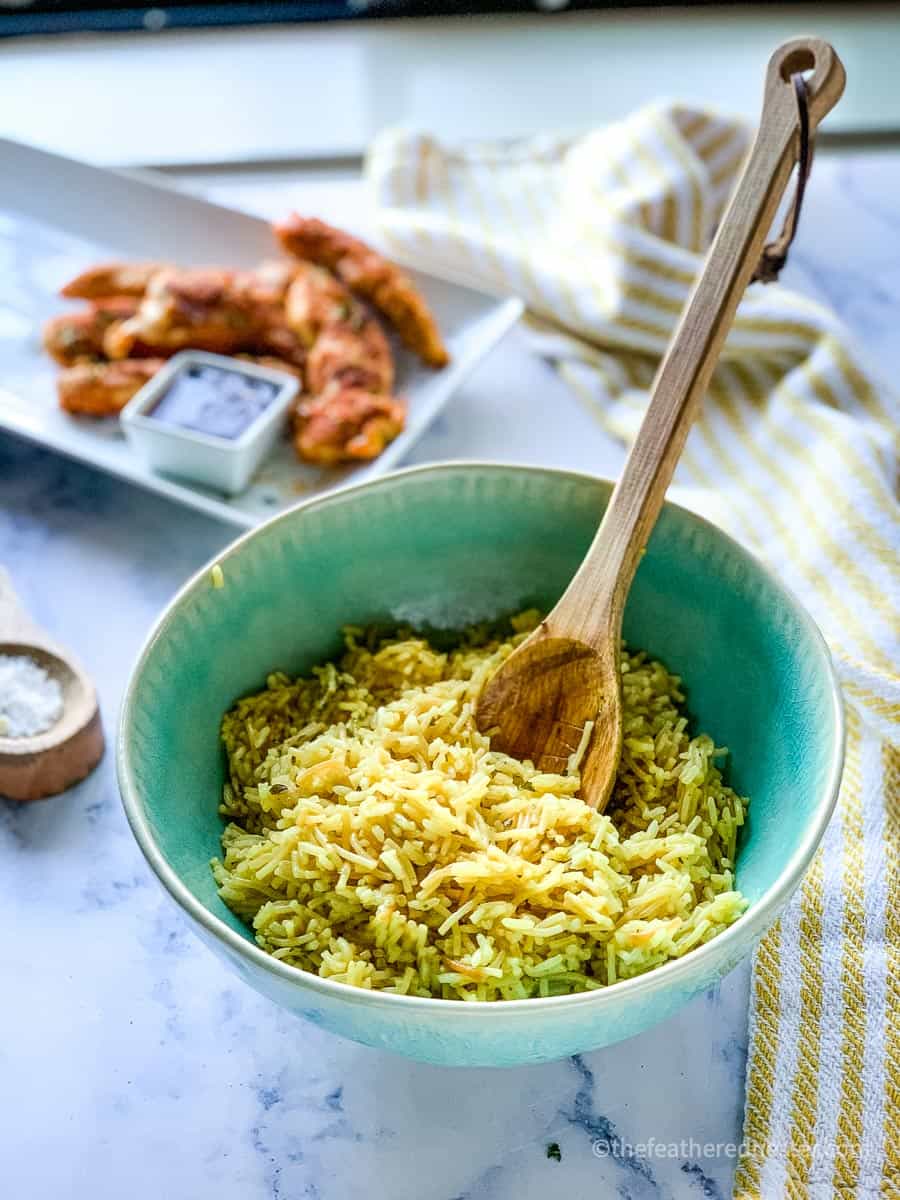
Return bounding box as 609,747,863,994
0,567,104,801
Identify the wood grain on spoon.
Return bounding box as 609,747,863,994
476,37,845,810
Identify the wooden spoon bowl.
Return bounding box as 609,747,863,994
475,631,621,802
0,572,104,802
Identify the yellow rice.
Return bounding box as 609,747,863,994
212,612,748,1000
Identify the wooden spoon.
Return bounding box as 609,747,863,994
0,567,104,802
476,37,845,810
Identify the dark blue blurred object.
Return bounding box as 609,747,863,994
0,1,802,39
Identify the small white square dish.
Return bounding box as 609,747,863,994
0,137,523,529
121,352,299,496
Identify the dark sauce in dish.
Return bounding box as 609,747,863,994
149,364,281,441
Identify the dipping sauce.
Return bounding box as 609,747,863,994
149,363,281,441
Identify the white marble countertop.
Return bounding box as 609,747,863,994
2,151,899,1200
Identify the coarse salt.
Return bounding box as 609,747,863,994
0,654,64,738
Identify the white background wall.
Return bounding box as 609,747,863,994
2,5,899,169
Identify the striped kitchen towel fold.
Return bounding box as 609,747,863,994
366,104,899,1198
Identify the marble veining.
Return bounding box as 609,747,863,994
3,152,899,1198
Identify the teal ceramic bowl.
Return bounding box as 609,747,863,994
118,463,843,1067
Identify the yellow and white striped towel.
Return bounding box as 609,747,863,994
367,104,899,1198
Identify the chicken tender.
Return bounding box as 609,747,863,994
294,388,406,465
42,298,138,366
103,268,264,359
305,317,395,397
102,266,310,368
284,262,355,347
60,262,167,300
57,359,166,417
274,216,449,367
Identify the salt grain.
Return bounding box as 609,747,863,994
0,654,64,738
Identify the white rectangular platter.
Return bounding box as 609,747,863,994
0,139,522,528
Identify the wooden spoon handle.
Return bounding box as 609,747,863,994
555,38,845,644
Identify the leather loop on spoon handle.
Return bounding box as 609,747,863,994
558,38,845,645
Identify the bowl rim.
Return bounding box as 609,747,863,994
117,459,845,1017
